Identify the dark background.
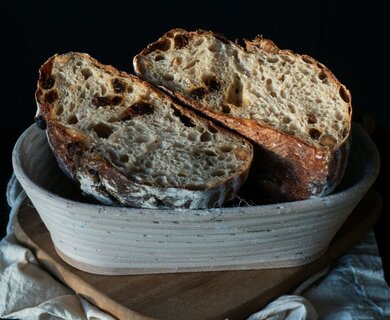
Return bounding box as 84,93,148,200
1,0,389,283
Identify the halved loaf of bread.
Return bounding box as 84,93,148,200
35,52,253,209
134,29,352,201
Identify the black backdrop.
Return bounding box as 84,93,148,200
1,0,389,281
1,0,389,128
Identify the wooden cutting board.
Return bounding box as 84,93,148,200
14,189,382,320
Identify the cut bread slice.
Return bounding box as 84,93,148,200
134,29,352,201
35,52,253,209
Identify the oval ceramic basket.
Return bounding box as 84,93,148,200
12,124,379,275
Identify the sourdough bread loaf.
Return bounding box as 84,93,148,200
134,29,352,201
35,52,253,209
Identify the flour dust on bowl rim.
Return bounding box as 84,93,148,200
12,124,380,275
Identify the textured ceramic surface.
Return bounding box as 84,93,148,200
12,124,380,275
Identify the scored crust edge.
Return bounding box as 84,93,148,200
35,52,253,209
133,29,352,200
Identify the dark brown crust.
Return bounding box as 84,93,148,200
35,52,253,208
134,29,352,200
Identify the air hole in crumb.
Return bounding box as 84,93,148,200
309,128,321,140
222,104,231,114
265,79,275,97
172,106,196,127
267,56,279,63
190,87,207,99
183,60,197,70
208,42,221,52
56,105,64,115
339,86,350,103
225,74,243,107
42,74,55,90
200,132,212,142
174,34,189,49
100,85,107,95
127,86,133,93
300,68,309,75
318,70,327,81
288,104,296,113
211,170,225,177
335,112,343,121
280,89,286,98
218,154,226,160
172,57,182,65
135,136,149,143
111,78,126,93
188,132,199,141
279,75,285,82
44,90,59,103
173,141,184,148
92,123,113,139
81,68,93,80
67,115,78,124
302,56,312,64
202,74,221,92
145,161,153,168
307,114,317,124
92,96,113,107
205,150,217,157
155,55,165,61
119,101,154,121
119,155,129,163
282,116,291,124
320,134,337,147
194,38,204,46
162,74,174,81
108,150,117,161
144,38,171,54
316,98,322,103
220,144,233,153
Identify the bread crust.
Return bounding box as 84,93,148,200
134,29,352,200
35,53,253,209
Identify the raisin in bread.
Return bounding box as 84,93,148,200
35,52,253,209
134,29,352,201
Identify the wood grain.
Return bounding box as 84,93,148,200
14,189,381,320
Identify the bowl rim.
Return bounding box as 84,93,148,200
12,123,380,216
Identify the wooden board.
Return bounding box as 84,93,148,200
14,189,382,320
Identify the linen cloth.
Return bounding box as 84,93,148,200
1,175,390,320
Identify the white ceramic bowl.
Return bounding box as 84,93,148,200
12,124,379,275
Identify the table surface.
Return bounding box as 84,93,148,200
1,125,389,288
